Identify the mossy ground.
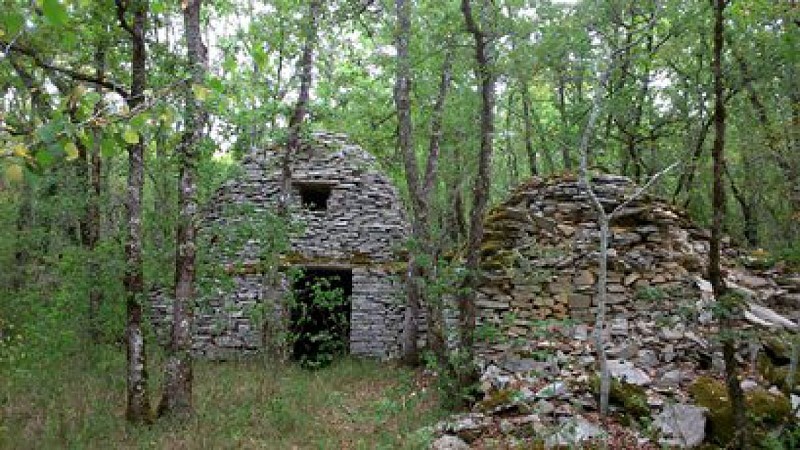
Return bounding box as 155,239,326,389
589,376,650,422
1,348,444,449
689,376,796,448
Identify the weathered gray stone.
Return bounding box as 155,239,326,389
608,359,652,386
431,435,470,450
653,404,707,448
438,413,493,442
536,381,569,399
545,417,604,448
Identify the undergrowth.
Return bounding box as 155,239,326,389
1,348,443,449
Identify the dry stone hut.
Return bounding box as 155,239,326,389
152,132,409,360
474,174,799,374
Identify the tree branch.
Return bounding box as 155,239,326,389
114,0,136,37
1,40,129,98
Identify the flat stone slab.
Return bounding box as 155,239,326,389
654,404,707,448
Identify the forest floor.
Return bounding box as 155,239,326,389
1,349,445,449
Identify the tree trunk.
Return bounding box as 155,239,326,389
521,81,537,176
88,47,106,343
7,58,46,292
421,50,453,364
709,0,747,446
122,0,152,424
158,0,207,419
724,162,758,247
556,76,572,170
395,0,420,364
281,0,321,212
459,0,496,388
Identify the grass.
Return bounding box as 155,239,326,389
1,347,444,449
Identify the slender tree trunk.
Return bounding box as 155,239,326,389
122,0,152,424
7,58,45,292
577,49,613,416
521,81,537,176
556,76,572,170
709,1,747,446
395,0,420,364
158,0,206,419
459,0,496,388
281,0,321,212
733,46,800,240
88,47,106,343
724,162,758,247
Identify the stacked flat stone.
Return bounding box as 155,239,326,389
473,173,788,372
151,132,409,359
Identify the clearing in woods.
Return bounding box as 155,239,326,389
1,352,443,449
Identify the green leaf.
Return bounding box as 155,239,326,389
222,55,237,73
35,149,56,168
4,163,23,183
207,77,224,93
123,128,139,144
151,2,167,14
192,84,210,101
101,135,117,158
64,142,79,161
1,12,25,36
129,113,149,130
42,0,68,27
35,120,62,144
82,91,102,108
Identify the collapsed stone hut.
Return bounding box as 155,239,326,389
474,174,798,373
152,132,409,360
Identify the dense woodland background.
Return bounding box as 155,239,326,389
1,0,799,447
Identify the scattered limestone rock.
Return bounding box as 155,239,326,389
437,412,493,442
653,403,707,448
430,435,470,450
535,381,569,399
608,359,652,386
544,416,604,448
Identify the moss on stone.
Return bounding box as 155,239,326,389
689,376,794,446
758,354,800,394
477,388,516,413
590,375,650,420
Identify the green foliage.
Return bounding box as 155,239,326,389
288,275,349,370
634,286,666,302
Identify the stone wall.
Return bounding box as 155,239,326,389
474,174,797,372
151,132,409,359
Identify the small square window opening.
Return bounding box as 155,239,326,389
296,183,332,211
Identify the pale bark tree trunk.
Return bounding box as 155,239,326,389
119,0,152,424
459,0,496,387
556,75,572,170
709,0,747,446
158,0,207,419
521,81,537,176
281,0,321,213
578,41,677,418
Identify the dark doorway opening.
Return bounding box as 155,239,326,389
290,267,352,368
295,182,332,211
